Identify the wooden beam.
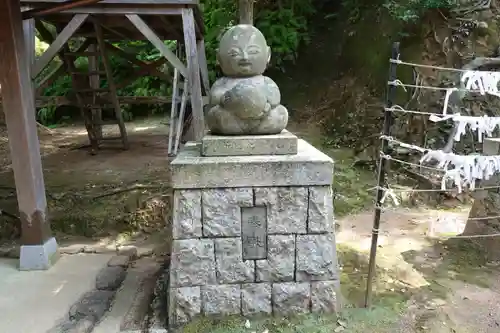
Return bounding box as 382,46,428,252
126,14,187,77
94,20,129,149
182,7,204,141
31,14,88,79
35,64,65,94
22,7,36,71
197,39,210,96
60,7,182,15
1,96,176,108
104,42,171,81
22,5,36,112
22,0,102,19
0,0,55,263
22,0,199,4
35,38,92,94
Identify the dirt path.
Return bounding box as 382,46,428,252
337,207,500,332
0,118,173,239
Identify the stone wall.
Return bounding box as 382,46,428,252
168,185,338,326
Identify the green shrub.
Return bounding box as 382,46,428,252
383,0,455,22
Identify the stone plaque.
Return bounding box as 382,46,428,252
241,206,267,260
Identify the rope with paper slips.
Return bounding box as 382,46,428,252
383,66,500,193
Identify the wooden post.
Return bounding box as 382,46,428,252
88,43,103,140
182,7,205,141
22,6,36,112
22,6,36,75
197,39,210,96
0,0,58,270
239,0,254,25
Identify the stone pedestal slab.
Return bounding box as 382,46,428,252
170,139,333,189
168,134,339,327
201,130,298,156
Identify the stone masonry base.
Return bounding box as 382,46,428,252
168,185,339,327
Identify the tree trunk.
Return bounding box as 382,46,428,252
463,190,500,261
239,0,254,25
463,138,500,261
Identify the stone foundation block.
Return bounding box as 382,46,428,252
255,187,308,234
272,282,310,315
215,238,255,284
169,286,201,325
169,239,216,287
308,186,334,233
256,235,295,282
168,135,339,325
311,281,338,313
296,234,337,281
241,283,272,315
202,285,241,315
172,190,202,239
202,188,253,237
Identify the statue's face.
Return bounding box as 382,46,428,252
217,25,271,77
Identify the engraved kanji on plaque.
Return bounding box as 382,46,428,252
241,206,267,260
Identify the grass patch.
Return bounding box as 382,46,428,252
327,147,376,216
181,308,404,333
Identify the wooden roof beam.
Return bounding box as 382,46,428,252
31,13,88,79
104,41,171,81
22,0,102,20
126,14,187,77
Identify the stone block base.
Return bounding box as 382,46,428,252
19,237,59,270
201,130,298,156
168,136,339,327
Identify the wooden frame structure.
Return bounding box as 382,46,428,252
0,0,210,270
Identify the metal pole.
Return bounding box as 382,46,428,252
364,42,400,308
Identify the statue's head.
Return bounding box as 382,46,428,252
217,24,271,77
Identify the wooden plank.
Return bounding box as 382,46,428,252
60,7,182,15
167,47,180,155
35,64,65,94
34,22,92,98
0,95,175,107
104,42,171,81
173,79,189,155
0,0,53,246
31,14,89,79
197,39,210,96
23,0,102,19
182,7,204,141
22,0,199,4
126,14,187,77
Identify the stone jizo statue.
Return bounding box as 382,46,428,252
206,24,288,135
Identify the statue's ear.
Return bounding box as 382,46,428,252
267,46,271,64
216,49,220,66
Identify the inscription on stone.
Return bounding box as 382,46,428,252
241,206,267,260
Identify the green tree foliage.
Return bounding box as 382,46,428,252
383,0,454,21
38,0,317,124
